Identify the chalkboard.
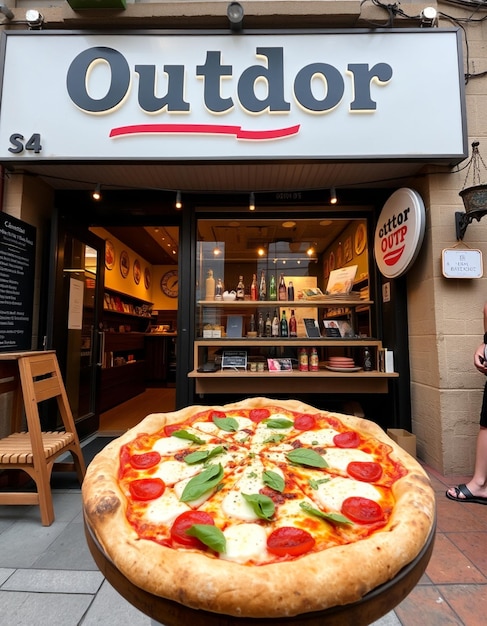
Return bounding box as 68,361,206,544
221,350,248,370
0,213,36,352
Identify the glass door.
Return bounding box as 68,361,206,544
47,223,105,439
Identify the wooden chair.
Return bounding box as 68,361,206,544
0,351,86,526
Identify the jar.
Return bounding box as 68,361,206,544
310,347,319,371
298,348,309,371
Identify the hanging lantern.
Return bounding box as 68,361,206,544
455,141,487,239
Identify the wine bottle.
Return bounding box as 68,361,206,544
289,310,297,337
236,275,245,300
250,274,258,300
257,312,264,337
271,309,280,336
259,270,267,301
280,310,289,337
265,312,272,337
287,281,295,301
269,275,277,300
278,274,287,301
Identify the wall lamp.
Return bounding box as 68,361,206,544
455,141,487,240
420,7,438,27
175,191,182,210
227,2,244,32
249,192,256,211
26,9,44,29
329,187,338,205
0,5,14,20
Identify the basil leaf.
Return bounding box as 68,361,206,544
171,429,205,445
265,418,294,429
263,470,285,492
300,501,352,525
180,464,224,502
184,446,224,465
212,416,239,432
286,448,328,468
264,434,286,444
186,524,226,552
242,493,275,520
309,477,330,490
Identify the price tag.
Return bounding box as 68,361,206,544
442,248,483,279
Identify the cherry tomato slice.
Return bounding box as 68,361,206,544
164,423,183,436
130,451,161,470
347,461,382,482
294,413,317,431
249,408,271,423
210,410,226,421
128,478,165,501
267,526,315,557
170,510,215,548
341,497,384,524
333,431,361,448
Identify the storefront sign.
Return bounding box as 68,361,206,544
0,213,36,352
0,30,466,161
442,248,483,278
374,188,426,279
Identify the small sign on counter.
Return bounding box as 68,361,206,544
442,248,483,278
221,350,247,370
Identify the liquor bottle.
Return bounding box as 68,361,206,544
205,269,215,300
269,274,277,300
250,274,258,300
259,270,267,301
265,312,272,337
236,275,245,300
278,274,287,301
215,278,223,300
271,309,280,336
289,310,297,337
287,281,295,301
310,347,319,371
249,314,256,334
257,311,264,337
363,347,373,371
280,310,289,337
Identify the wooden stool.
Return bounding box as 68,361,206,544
0,351,86,525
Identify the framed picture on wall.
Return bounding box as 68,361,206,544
120,250,129,278
105,240,115,270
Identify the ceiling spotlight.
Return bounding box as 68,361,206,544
420,7,437,27
249,192,256,211
227,2,244,32
175,191,182,210
0,5,14,20
329,187,338,205
92,184,101,201
213,245,222,256
25,9,44,29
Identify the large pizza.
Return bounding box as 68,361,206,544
82,397,435,618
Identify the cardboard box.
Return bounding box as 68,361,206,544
387,428,416,458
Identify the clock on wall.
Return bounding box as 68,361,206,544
160,269,178,298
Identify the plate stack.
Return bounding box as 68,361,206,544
326,356,362,372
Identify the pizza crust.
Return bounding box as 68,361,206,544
82,397,435,618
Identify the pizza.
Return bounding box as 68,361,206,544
82,397,435,618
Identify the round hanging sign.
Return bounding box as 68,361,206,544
374,188,426,279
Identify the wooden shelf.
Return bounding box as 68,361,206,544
198,299,373,308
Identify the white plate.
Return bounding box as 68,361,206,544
325,365,363,372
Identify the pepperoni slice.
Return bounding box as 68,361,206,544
341,496,384,524
333,431,361,448
294,413,316,431
210,410,226,421
170,510,215,548
164,423,183,436
267,527,316,556
130,451,161,470
128,478,165,501
347,461,382,483
249,408,271,423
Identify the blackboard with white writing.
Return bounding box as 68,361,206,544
0,213,36,352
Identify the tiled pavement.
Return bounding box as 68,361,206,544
0,457,486,625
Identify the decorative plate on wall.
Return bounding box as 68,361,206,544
160,269,178,298
354,223,367,255
144,267,151,290
105,240,115,270
120,250,129,278
133,259,141,285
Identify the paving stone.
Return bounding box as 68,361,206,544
2,568,104,594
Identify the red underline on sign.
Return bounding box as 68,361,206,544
109,123,301,140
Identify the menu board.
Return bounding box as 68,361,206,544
0,213,36,352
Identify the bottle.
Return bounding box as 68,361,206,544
205,269,215,300
310,347,319,371
257,311,264,337
269,274,277,300
265,312,272,337
287,280,295,301
278,274,287,301
215,278,223,300
249,314,256,334
280,310,289,337
289,310,297,337
363,347,373,371
271,309,280,337
236,275,245,300
259,270,267,301
250,274,258,301
299,348,309,371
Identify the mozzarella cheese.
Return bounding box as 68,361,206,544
322,448,374,472
145,490,190,525
220,523,268,563
315,476,381,511
295,428,340,447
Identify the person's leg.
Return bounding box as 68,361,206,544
447,426,487,500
